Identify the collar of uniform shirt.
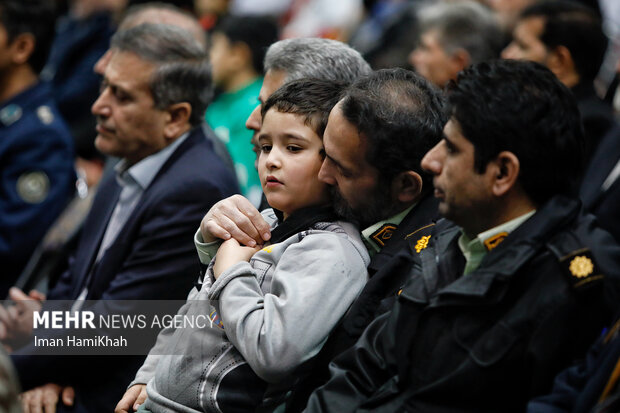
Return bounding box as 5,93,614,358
458,209,536,275
361,204,416,257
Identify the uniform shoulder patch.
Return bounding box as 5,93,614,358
17,171,50,204
559,248,603,289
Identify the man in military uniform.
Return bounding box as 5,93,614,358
0,0,75,296
198,67,447,411
304,60,620,412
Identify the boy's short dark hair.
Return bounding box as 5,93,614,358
213,15,279,75
261,78,347,138
0,0,56,74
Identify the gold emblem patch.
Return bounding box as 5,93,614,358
16,171,50,204
569,256,594,278
262,246,273,253
415,235,431,253
371,224,397,248
483,231,509,251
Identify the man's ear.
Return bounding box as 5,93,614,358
163,102,192,139
449,48,471,79
391,171,423,204
490,151,520,197
546,45,579,86
10,33,35,65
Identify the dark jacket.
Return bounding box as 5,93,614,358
580,123,620,243
0,82,75,296
12,126,239,413
305,196,620,413
282,194,438,412
528,313,620,413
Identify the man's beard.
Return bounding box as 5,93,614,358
329,182,398,229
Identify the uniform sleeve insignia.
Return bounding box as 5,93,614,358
483,231,509,251
559,248,603,289
0,104,22,126
36,106,54,125
262,246,273,253
414,235,431,253
371,224,397,248
16,171,50,204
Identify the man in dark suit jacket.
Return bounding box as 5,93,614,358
0,24,238,412
581,123,620,243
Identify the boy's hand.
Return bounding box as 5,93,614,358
213,239,262,279
115,384,147,413
200,195,271,247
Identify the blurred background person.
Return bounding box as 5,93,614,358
409,0,503,88
502,0,614,164
206,15,278,206
0,0,75,297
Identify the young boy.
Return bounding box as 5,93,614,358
119,79,370,413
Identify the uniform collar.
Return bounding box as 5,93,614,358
362,204,416,256
458,210,536,275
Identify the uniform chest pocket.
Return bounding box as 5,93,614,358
453,316,519,367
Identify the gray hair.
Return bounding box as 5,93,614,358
110,23,212,126
264,38,372,84
118,2,208,48
417,0,503,65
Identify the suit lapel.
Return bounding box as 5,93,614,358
71,174,121,297
581,125,620,208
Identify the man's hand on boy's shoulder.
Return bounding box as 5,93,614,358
200,195,271,248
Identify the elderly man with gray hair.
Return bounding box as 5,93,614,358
409,0,503,87
11,23,238,413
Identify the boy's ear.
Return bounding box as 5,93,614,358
391,171,423,204
163,102,192,139
9,33,36,66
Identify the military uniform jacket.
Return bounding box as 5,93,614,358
0,81,75,296
305,195,620,413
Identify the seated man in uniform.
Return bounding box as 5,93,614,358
304,59,620,412
0,0,75,296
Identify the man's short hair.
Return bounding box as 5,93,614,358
520,0,607,82
110,23,212,127
417,0,503,65
0,0,56,74
340,68,447,192
447,59,584,205
213,15,279,75
261,78,347,138
264,38,372,84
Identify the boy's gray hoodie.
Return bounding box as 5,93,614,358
131,209,369,412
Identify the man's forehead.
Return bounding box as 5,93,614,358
106,50,154,83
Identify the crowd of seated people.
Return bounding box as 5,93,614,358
0,0,619,412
